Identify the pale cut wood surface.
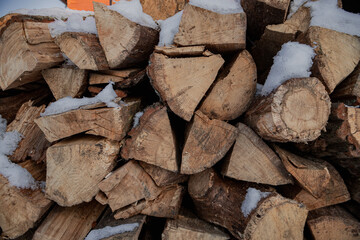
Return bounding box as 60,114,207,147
24,21,54,44
154,45,206,57
89,68,145,88
332,63,360,100
140,0,187,20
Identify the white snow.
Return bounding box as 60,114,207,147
157,11,183,46
189,0,243,14
261,42,315,96
12,7,93,20
255,83,263,96
0,115,38,189
48,14,97,37
85,223,139,240
306,0,360,36
241,187,270,217
287,0,308,19
132,111,144,128
41,82,119,116
0,0,66,17
108,0,158,29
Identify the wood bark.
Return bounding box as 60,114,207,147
46,136,120,206
245,77,331,142
147,52,224,121
35,99,140,142
199,50,257,120
154,45,206,57
332,63,360,100
0,161,52,239
33,200,105,240
55,32,109,71
93,2,159,69
297,26,360,93
188,168,308,240
173,4,246,52
121,104,179,172
140,0,187,20
221,123,292,185
181,111,238,174
42,67,88,100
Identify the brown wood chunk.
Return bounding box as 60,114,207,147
154,45,206,57
140,0,186,20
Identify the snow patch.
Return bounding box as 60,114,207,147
255,83,263,96
48,14,97,37
241,187,270,217
12,7,93,19
132,111,144,128
157,11,183,46
189,0,243,14
85,223,139,240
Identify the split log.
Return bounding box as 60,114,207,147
121,104,179,172
33,200,105,240
88,86,128,98
332,63,360,100
35,99,140,142
297,26,360,93
241,0,291,41
0,161,52,239
89,68,145,88
55,32,109,70
307,206,360,240
245,77,331,142
140,0,186,20
147,52,224,121
188,168,308,240
154,45,206,57
221,123,292,185
93,2,159,69
181,111,238,174
173,4,246,52
24,21,54,44
199,50,257,120
162,210,230,240
46,136,120,206
7,101,50,163
42,67,88,100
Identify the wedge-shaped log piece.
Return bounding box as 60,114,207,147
222,123,292,185
245,77,331,142
181,111,238,174
332,63,360,100
154,45,206,57
173,4,246,52
42,67,88,100
94,2,159,69
121,104,178,172
0,161,52,239
55,32,109,70
148,52,224,121
24,21,54,44
188,168,308,240
200,50,257,120
35,99,140,142
140,0,186,20
90,69,146,89
97,161,162,212
298,26,360,93
307,205,360,240
46,136,120,206
7,101,50,163
33,200,105,240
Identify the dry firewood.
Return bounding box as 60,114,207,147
181,111,238,174
93,2,159,69
199,50,257,120
121,104,179,172
33,200,105,240
7,101,50,163
140,0,186,20
245,77,331,142
42,67,87,100
241,0,291,41
55,32,109,71
221,123,292,185
188,168,308,240
23,21,53,44
297,26,360,93
147,52,224,121
154,45,206,57
46,136,120,206
332,63,360,100
307,205,360,240
0,161,52,239
173,4,246,52
35,99,140,142
87,86,128,98
89,68,145,88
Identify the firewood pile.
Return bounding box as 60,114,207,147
0,0,360,239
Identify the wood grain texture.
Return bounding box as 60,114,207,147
140,0,187,20
154,45,206,57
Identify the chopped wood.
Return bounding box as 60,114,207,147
199,50,257,120
140,0,186,20
332,63,360,100
42,67,88,100
93,2,159,69
89,69,146,88
245,77,331,142
55,32,109,70
0,161,52,239
181,111,238,174
33,200,105,240
154,45,206,57
173,4,246,52
297,26,360,93
46,136,120,206
87,86,128,98
121,104,179,172
147,52,224,121
24,21,54,44
188,168,308,240
221,123,292,185
35,99,140,142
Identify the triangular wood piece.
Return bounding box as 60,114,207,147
140,0,186,20
154,45,206,57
